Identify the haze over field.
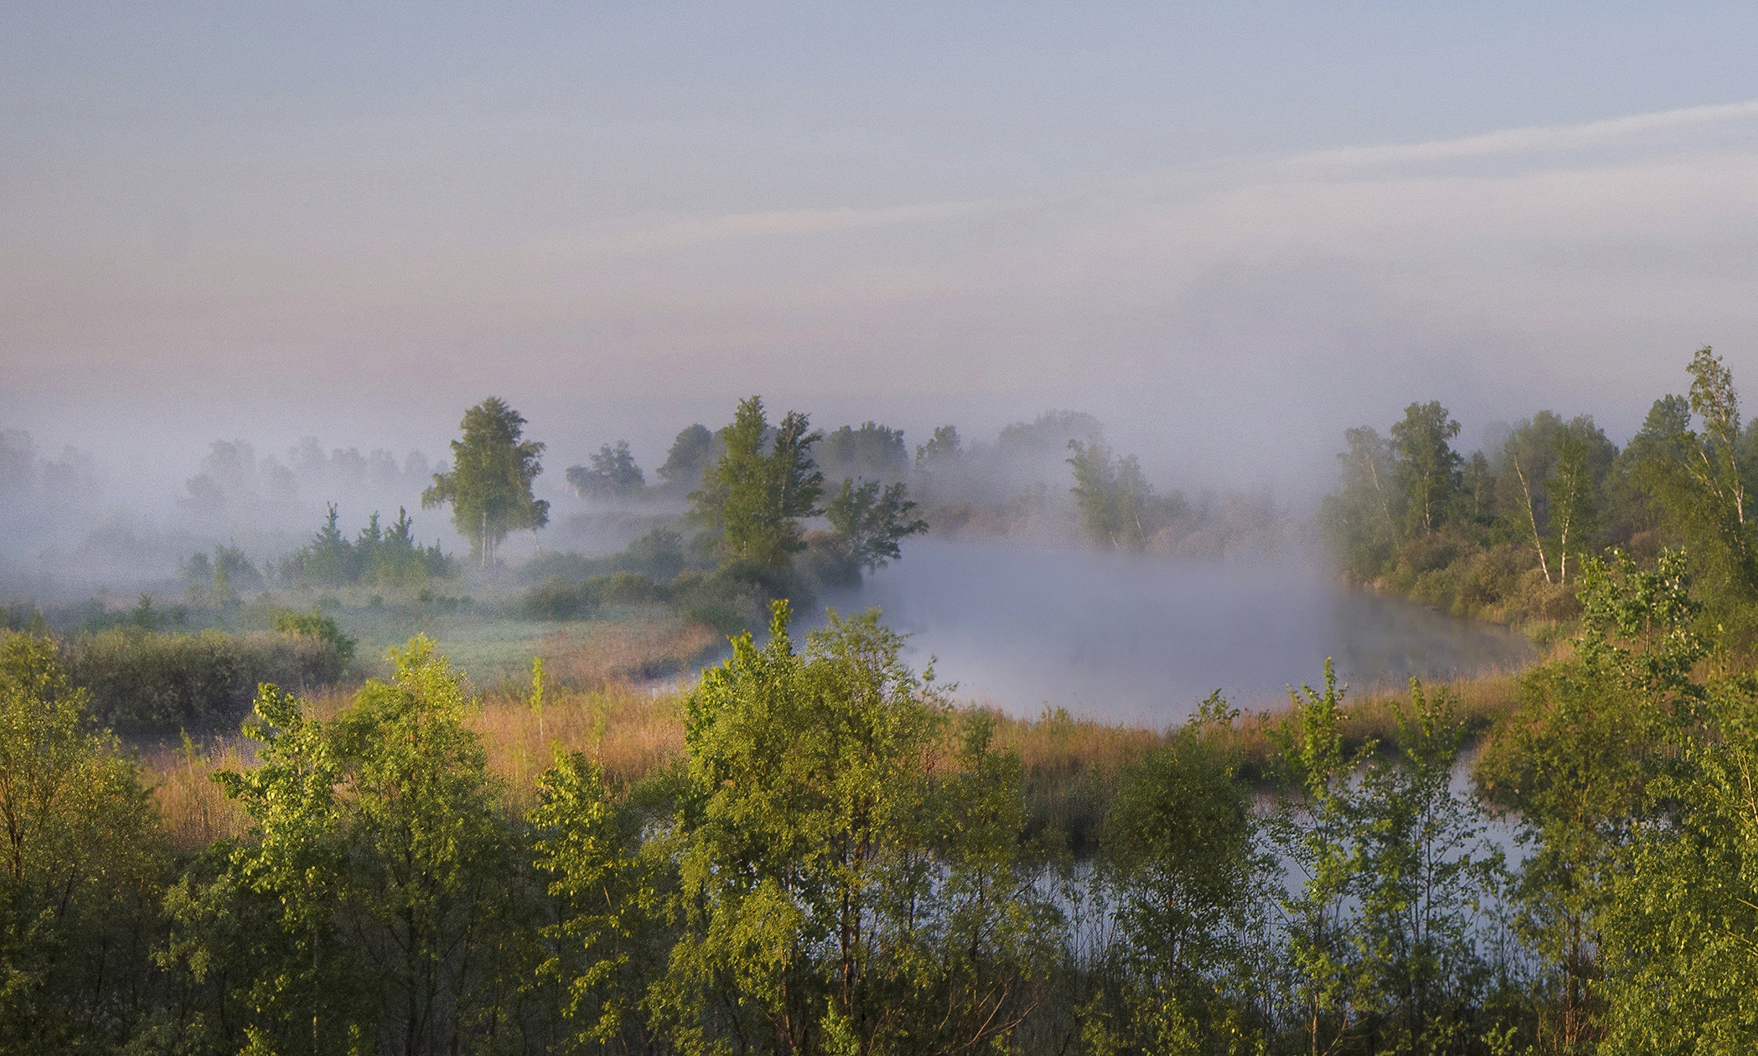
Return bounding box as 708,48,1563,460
4,2,1758,522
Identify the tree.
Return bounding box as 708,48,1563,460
174,637,540,1054
1067,439,1155,551
1473,552,1705,1054
422,397,549,568
1269,661,1377,1055
1088,693,1272,1053
1320,426,1401,582
1598,670,1758,1053
0,635,165,1052
566,440,646,501
914,424,961,470
657,424,716,491
825,477,928,572
1353,683,1504,1052
818,422,909,481
1498,413,1616,584
690,396,824,571
655,603,1058,1055
1624,349,1758,626
528,751,654,1049
300,502,355,585
1390,401,1463,537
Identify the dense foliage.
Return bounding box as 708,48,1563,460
273,504,456,588
59,627,349,731
12,525,1758,1053
1321,348,1758,634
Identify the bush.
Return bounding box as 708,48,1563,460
271,608,357,664
663,569,765,637
521,571,661,621
519,529,690,587
58,629,348,732
797,532,861,590
523,577,598,621
587,571,657,606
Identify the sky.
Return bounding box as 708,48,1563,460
4,2,1758,505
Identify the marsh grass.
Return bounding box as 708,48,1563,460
140,639,1528,858
143,734,254,854
962,666,1528,854
469,682,688,815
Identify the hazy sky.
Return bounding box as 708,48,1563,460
5,2,1758,500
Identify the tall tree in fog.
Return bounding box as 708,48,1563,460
690,396,823,571
1067,439,1154,551
1498,413,1616,584
825,477,928,571
422,397,549,568
1320,426,1400,582
566,441,646,501
1390,401,1462,537
914,424,960,470
818,422,909,481
1624,349,1758,625
657,424,716,492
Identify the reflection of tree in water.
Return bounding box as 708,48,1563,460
1326,592,1536,693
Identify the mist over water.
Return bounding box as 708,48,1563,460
814,539,1535,725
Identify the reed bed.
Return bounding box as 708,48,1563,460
468,682,688,815
978,705,1163,856
139,652,1530,858
142,734,254,854
485,619,721,691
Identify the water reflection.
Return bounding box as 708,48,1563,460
812,539,1535,725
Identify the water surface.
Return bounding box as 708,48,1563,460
813,539,1535,725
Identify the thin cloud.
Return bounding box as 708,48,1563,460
1292,98,1758,170
577,98,1758,262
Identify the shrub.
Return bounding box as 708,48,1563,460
58,629,348,732
586,571,657,606
662,569,763,637
797,532,861,590
271,608,357,664
523,577,598,621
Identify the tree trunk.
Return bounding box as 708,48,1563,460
1512,454,1552,584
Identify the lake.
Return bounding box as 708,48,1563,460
814,538,1536,725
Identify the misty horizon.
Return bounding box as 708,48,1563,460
6,5,1758,514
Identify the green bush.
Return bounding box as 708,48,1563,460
58,628,348,732
586,571,657,606
797,532,861,590
522,577,598,621
662,569,765,636
271,608,356,664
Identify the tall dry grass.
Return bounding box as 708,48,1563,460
469,683,688,815
979,706,1163,855
510,621,719,689
140,648,1531,858
963,667,1529,853
139,680,691,844
143,735,254,854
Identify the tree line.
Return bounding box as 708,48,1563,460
1321,347,1758,635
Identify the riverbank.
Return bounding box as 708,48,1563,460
145,658,1532,857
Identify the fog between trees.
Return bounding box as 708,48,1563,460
5,349,1758,1051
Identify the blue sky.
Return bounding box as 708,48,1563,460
4,2,1758,496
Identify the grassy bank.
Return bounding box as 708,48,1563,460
144,656,1530,856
